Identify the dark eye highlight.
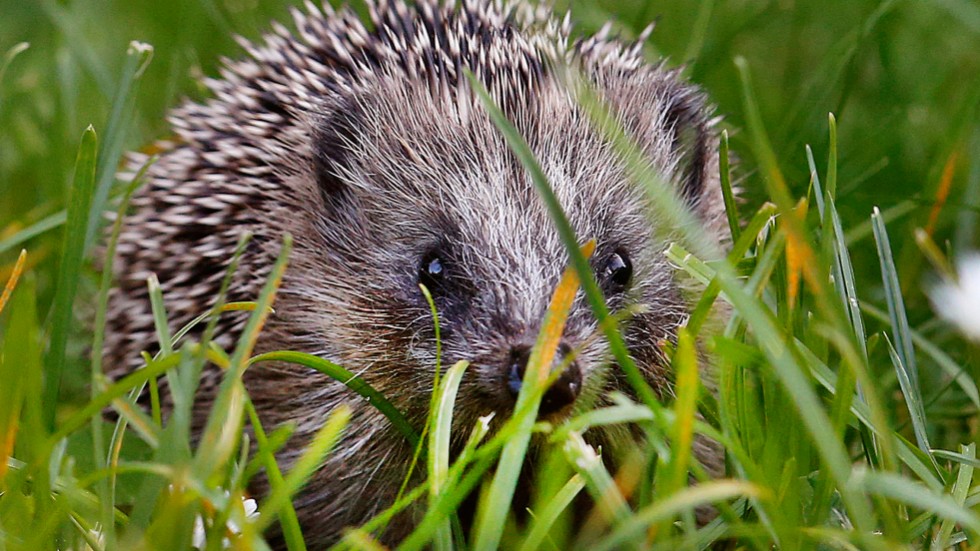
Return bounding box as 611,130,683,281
601,249,632,292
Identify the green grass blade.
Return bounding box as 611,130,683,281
250,405,350,533
719,129,741,243
660,329,700,524
44,125,98,431
394,284,442,511
872,208,932,459
592,481,763,551
465,70,667,419
397,419,497,551
95,160,157,540
429,360,469,551
147,274,174,356
712,265,876,532
194,235,292,478
245,399,306,551
857,470,980,540
0,210,67,256
883,334,933,463
85,41,154,251
563,431,631,531
249,350,419,448
518,474,586,551
471,242,587,551
871,207,919,388
932,443,976,549
826,113,839,200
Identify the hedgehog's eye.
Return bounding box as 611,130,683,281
601,249,632,292
419,252,445,292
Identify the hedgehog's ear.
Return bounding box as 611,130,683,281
312,98,363,203
662,91,710,205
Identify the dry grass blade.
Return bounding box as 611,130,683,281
0,249,26,315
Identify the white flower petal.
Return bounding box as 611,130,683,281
930,253,980,340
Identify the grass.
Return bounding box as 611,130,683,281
1,0,979,549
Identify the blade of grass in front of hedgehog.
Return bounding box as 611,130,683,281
429,360,470,551
194,234,292,479
466,70,669,420
148,274,173,356
244,398,305,551
44,124,98,432
472,237,593,551
396,417,499,551
251,405,351,535
720,129,742,243
248,351,419,448
685,202,778,334
92,157,151,391
394,284,442,520
562,431,631,534
517,473,586,551
84,157,151,549
655,328,700,537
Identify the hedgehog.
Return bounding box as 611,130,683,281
105,0,728,546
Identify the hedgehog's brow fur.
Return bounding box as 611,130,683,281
105,0,726,547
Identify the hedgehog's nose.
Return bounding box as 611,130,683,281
506,343,582,417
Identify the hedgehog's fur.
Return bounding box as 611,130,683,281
106,0,728,546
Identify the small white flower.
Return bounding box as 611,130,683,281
930,253,980,341
192,495,260,549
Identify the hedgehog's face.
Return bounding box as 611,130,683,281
297,70,719,427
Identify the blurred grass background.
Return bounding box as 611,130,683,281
1,0,978,457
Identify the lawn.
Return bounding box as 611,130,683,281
1,0,978,549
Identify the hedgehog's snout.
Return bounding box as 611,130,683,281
504,342,582,417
